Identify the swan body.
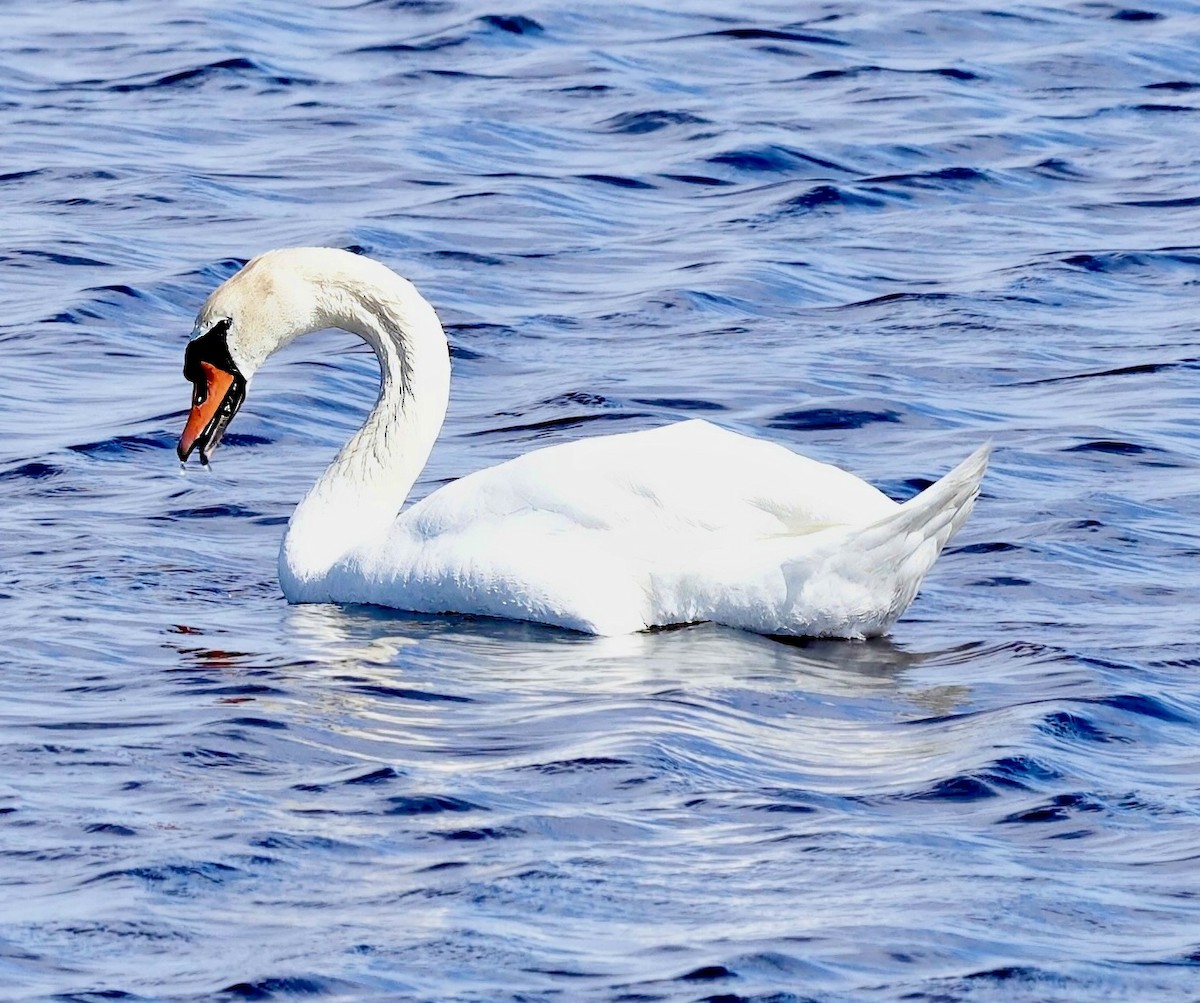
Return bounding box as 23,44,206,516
178,247,989,638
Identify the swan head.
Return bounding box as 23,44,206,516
177,248,357,464
178,246,447,465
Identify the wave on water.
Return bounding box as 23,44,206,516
2,1,1200,1001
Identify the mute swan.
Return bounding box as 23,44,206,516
177,247,989,637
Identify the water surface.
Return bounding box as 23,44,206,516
3,2,1200,1000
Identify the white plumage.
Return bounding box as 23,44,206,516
181,247,989,638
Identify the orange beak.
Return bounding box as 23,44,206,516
178,361,244,464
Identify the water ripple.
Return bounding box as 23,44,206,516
3,1,1200,1000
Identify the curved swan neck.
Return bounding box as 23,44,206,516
256,250,450,589
320,274,449,497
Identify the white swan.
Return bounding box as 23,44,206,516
177,247,989,637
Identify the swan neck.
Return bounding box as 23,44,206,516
280,268,450,591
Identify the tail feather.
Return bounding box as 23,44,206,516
846,441,990,628
861,441,990,551
774,442,991,637
688,443,991,638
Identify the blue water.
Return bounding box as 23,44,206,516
3,1,1200,1000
